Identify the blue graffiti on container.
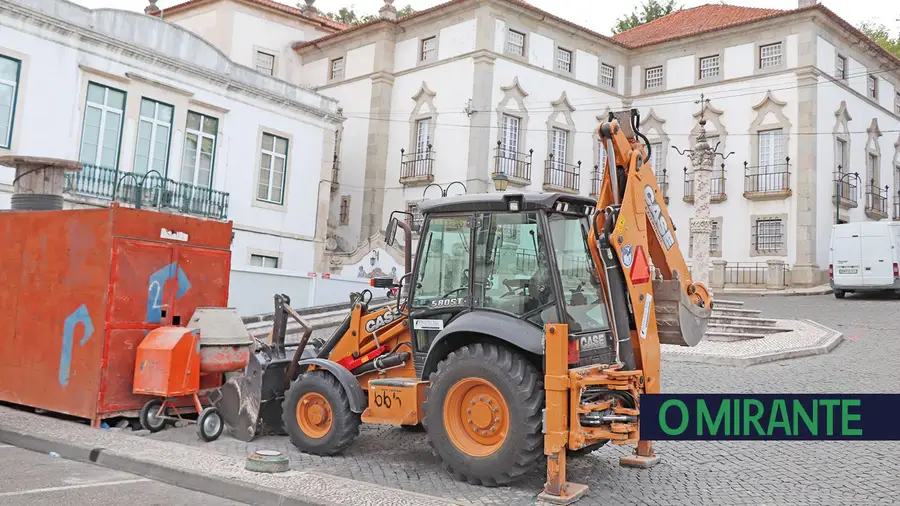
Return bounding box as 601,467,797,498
58,304,95,387
145,262,192,324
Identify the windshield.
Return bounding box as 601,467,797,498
546,212,609,333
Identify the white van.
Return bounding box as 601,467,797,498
829,221,900,298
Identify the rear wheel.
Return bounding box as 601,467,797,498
282,371,360,455
834,289,846,299
423,343,543,486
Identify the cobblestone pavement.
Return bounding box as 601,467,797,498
150,294,900,505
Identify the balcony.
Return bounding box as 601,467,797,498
399,144,435,185
64,164,230,220
743,158,791,200
543,155,581,193
589,165,602,198
331,155,340,192
832,168,858,210
682,164,726,203
658,168,669,205
493,142,533,185
864,180,889,220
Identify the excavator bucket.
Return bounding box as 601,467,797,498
651,279,711,347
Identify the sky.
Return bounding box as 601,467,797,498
67,0,900,37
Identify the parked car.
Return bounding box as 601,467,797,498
829,221,900,298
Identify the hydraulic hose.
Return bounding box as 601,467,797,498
351,352,411,376
600,211,636,371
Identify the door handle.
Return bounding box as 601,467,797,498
865,267,871,271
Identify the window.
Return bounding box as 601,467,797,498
759,43,782,68
645,66,663,89
79,82,126,168
255,51,275,75
650,142,663,174
0,54,20,149
506,29,525,56
250,254,279,268
181,111,218,188
500,114,520,157
699,55,719,79
755,219,783,253
257,132,288,204
595,138,607,172
600,64,615,88
895,91,900,115
415,117,433,154
556,47,572,73
757,128,784,191
550,127,568,166
836,55,846,79
339,196,350,225
330,57,344,80
836,138,847,172
707,135,722,194
868,75,878,100
411,215,473,307
420,37,436,62
134,98,173,175
868,152,879,186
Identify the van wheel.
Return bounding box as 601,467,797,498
833,290,845,299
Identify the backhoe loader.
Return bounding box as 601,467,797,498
211,108,712,503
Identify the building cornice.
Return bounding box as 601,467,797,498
0,0,343,124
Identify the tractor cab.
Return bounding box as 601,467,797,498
384,192,618,372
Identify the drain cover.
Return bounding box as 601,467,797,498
245,449,289,473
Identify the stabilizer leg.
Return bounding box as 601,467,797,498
619,439,661,468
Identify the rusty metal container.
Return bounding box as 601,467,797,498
0,204,233,426
133,327,201,398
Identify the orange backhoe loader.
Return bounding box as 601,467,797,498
211,108,712,503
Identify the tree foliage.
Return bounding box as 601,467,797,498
319,4,416,26
612,0,681,34
857,21,900,59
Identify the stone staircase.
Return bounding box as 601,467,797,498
705,299,788,342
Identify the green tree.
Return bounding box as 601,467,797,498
857,21,900,58
612,0,681,34
320,4,416,26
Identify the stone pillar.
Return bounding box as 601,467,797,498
360,71,394,243
688,120,713,288
765,259,786,290
0,156,82,210
466,52,495,194
792,67,820,286
711,259,726,290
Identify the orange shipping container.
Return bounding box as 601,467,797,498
0,204,233,426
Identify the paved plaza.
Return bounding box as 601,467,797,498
144,294,900,506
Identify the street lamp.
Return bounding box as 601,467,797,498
423,181,467,198
492,172,509,192
834,170,860,224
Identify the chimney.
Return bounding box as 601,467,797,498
798,0,818,7
145,0,162,16
379,0,397,21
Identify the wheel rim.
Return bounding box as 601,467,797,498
147,403,163,428
443,377,509,457
296,392,333,438
202,412,221,436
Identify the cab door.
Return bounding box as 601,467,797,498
406,214,475,374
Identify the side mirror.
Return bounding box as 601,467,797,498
385,217,399,247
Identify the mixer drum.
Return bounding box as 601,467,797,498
187,307,255,373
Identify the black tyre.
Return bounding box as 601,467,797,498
139,399,166,433
834,289,846,299
282,370,360,455
422,342,543,486
197,407,224,442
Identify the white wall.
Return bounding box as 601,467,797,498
723,43,754,80
228,266,314,316
230,10,305,83
575,49,599,87
438,19,477,60
346,43,375,80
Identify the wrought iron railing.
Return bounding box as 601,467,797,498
516,250,537,272
832,168,858,205
743,158,791,195
493,142,532,182
682,166,726,202
865,180,888,215
64,163,230,220
543,155,581,192
400,144,434,183
724,262,767,286
590,165,602,197
658,168,669,204
331,155,340,190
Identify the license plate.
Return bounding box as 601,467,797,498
838,267,858,274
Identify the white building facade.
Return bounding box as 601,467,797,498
160,0,900,287
0,0,344,281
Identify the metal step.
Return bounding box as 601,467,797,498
712,307,762,318
711,299,744,309
704,331,767,342
709,316,779,327
706,323,789,336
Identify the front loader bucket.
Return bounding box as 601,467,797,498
652,279,711,347
209,353,290,441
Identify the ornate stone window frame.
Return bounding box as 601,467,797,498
640,108,668,183
689,216,723,258
754,39,787,76
543,91,578,193
865,118,882,187
495,77,530,185
833,101,856,209
408,82,437,155
746,91,792,201
553,43,576,77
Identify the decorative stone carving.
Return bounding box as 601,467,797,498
379,0,397,20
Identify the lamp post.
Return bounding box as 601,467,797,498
423,181,467,198
492,172,509,192
834,170,860,224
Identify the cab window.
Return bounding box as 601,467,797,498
411,215,472,308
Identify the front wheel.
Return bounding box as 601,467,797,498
282,371,360,455
423,343,543,486
197,407,223,442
